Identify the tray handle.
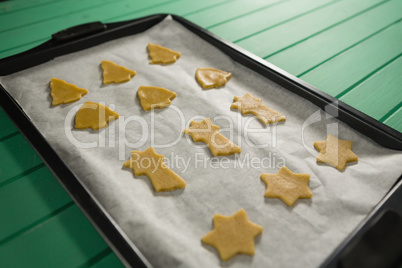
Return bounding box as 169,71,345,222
52,21,106,42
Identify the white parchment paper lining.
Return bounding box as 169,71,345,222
1,16,402,268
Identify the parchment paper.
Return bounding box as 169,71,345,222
1,16,402,267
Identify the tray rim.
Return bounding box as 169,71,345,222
0,13,401,267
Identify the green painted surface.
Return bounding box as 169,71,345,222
384,106,402,131
339,56,402,122
0,108,18,140
0,205,109,267
0,0,117,32
184,0,282,28
265,0,402,77
0,0,58,14
208,0,336,42
105,0,230,22
90,251,125,268
0,0,401,267
0,134,43,184
0,166,72,242
299,20,402,98
236,0,386,58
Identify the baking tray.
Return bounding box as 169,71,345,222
0,14,401,267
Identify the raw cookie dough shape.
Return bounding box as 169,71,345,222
183,118,241,156
195,68,232,89
101,60,136,84
123,147,186,192
201,209,263,262
137,86,177,111
314,134,358,170
231,93,286,124
260,166,312,206
50,78,88,106
147,43,181,64
75,101,119,130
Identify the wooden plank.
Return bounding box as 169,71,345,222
339,56,402,121
0,107,18,140
383,106,402,132
0,134,43,184
184,0,282,29
207,0,336,42
0,0,173,54
265,0,402,76
299,20,402,97
0,0,123,32
237,0,387,59
0,166,72,242
105,0,230,22
0,0,59,14
0,205,110,267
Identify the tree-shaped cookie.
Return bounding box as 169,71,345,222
195,68,232,89
123,147,186,192
260,166,312,206
183,118,241,156
231,93,286,124
50,78,88,106
75,101,119,130
314,134,358,170
147,43,181,64
201,209,263,261
101,60,136,84
137,86,177,111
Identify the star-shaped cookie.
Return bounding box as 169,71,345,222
201,209,263,261
260,166,312,206
123,147,186,192
314,134,358,170
183,118,241,156
231,93,286,124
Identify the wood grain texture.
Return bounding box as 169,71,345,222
0,167,72,242
236,0,386,59
266,0,402,77
0,205,110,267
299,20,402,98
339,56,402,122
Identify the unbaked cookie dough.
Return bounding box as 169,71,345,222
195,68,232,89
75,101,119,130
123,147,186,192
147,43,181,64
314,134,358,170
201,209,263,261
183,118,241,156
260,166,312,206
231,93,286,124
137,86,177,111
101,60,136,84
50,78,88,106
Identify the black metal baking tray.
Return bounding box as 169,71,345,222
1,14,401,268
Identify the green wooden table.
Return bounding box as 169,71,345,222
1,0,401,267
